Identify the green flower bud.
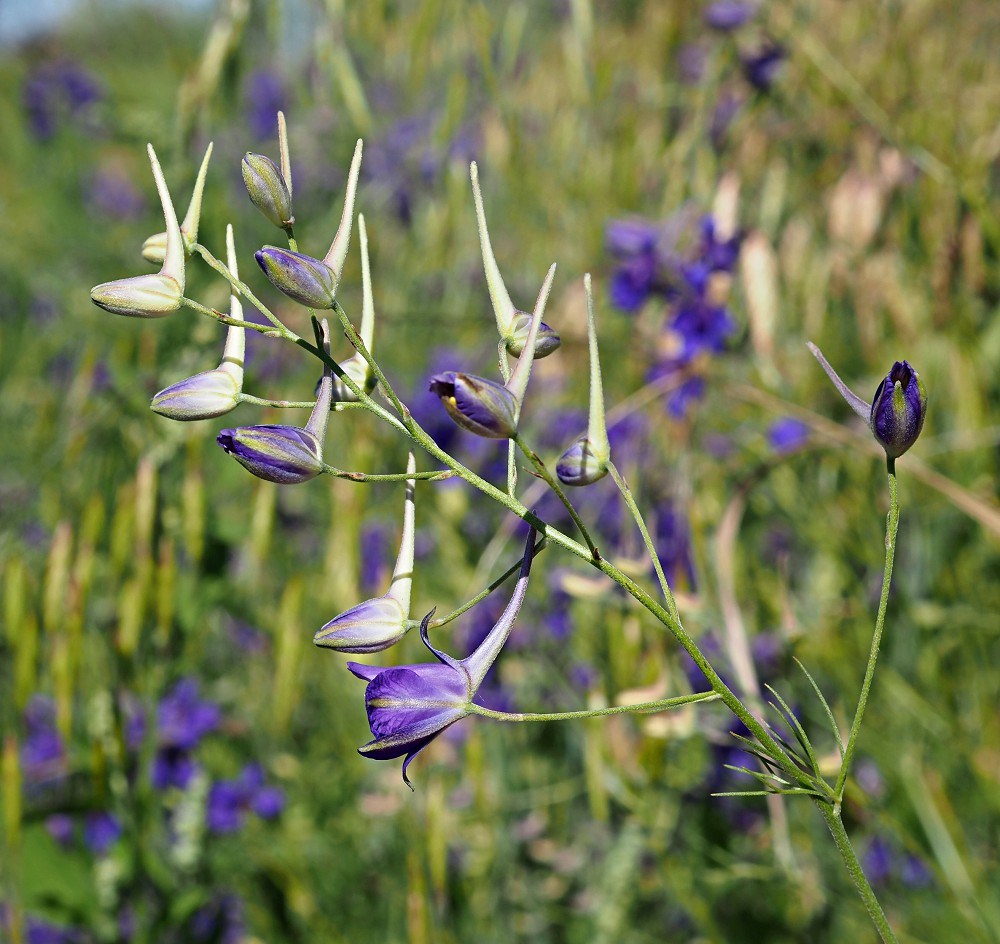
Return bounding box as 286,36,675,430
90,273,182,318
504,311,561,359
242,153,294,229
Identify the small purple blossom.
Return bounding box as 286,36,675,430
86,168,147,221
704,1,756,32
83,811,121,855
21,696,66,787
206,763,284,834
22,60,102,140
244,70,288,140
741,43,786,91
152,678,220,791
46,814,75,848
768,417,810,453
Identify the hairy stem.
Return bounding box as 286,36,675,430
835,457,899,803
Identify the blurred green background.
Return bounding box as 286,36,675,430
1,1,999,942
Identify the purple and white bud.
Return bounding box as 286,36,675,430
869,361,927,459
429,372,519,440
255,247,338,309
216,425,323,484
504,311,561,359
151,367,241,421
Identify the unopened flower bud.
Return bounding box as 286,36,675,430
504,311,561,358
242,153,293,229
255,247,338,309
90,273,182,318
429,372,519,439
870,361,927,458
556,437,609,486
332,355,376,403
151,367,241,421
314,596,407,653
216,425,323,484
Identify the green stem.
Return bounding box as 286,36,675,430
287,302,809,790
320,466,454,483
835,457,899,803
181,297,274,333
237,394,316,408
193,242,297,340
607,460,679,623
428,538,548,628
816,800,899,943
513,432,600,558
468,690,720,722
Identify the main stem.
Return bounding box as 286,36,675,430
835,458,899,803
816,800,899,943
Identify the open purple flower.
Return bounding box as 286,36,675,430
349,527,537,786
206,763,284,833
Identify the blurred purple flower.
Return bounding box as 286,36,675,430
768,417,810,453
704,1,756,31
83,811,121,855
244,70,288,141
86,168,146,221
862,836,895,886
46,814,75,848
742,43,786,91
157,678,221,751
22,696,66,787
152,678,220,790
677,43,708,84
710,88,745,148
191,894,245,944
654,501,697,590
22,60,102,140
206,763,284,833
901,854,934,888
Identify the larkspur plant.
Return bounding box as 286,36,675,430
87,113,929,944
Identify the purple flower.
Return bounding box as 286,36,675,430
870,361,927,459
86,168,146,221
862,836,895,886
741,43,786,91
22,60,102,140
206,763,284,834
152,748,198,791
21,696,66,787
83,811,121,855
655,502,697,590
244,70,287,141
349,528,537,786
704,1,756,31
46,814,75,848
157,678,221,751
191,893,245,944
152,678,220,790
768,417,810,453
